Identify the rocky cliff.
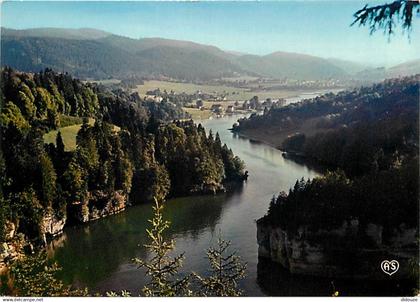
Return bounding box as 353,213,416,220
69,190,127,223
40,213,66,243
0,190,128,273
257,219,418,280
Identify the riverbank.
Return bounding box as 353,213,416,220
233,129,282,149
234,114,326,150
45,113,321,296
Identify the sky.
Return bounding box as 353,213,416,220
1,1,419,66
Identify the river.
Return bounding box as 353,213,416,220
48,110,324,296
47,89,415,297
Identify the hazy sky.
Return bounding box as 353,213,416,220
2,1,419,66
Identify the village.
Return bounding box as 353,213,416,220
142,86,287,119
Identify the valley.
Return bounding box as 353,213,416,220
0,1,419,296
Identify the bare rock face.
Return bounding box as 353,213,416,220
41,213,66,242
4,221,16,241
257,220,418,280
70,190,127,223
0,232,25,274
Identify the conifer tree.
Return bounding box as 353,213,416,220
56,131,65,155
194,232,247,297
134,197,191,296
352,0,419,36
39,153,57,209
5,252,87,297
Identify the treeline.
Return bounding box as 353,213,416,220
282,113,418,177
0,67,245,242
258,76,419,238
263,159,418,236
235,76,419,137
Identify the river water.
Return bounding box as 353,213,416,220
47,90,415,296
48,109,325,296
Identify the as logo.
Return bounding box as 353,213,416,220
381,260,399,276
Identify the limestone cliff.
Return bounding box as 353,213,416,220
257,219,418,280
69,190,127,223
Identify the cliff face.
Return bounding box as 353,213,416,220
2,190,128,253
0,222,25,273
69,190,127,223
257,220,418,279
40,213,67,243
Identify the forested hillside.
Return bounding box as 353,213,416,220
256,76,419,267
236,76,419,169
0,27,354,81
1,28,243,81
0,67,246,244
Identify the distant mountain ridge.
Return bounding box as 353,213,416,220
1,27,111,40
234,52,348,80
1,27,419,81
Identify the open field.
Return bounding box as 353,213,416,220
43,118,120,151
43,118,95,151
135,80,306,101
183,108,213,120
44,124,86,151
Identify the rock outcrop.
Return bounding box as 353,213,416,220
257,219,418,280
0,222,25,273
70,190,127,223
40,213,66,243
0,190,130,274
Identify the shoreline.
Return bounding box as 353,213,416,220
233,129,281,150
233,129,329,174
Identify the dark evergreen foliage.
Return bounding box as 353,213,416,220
0,67,245,241
352,0,420,35
258,76,419,241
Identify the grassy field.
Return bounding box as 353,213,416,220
135,80,304,101
43,118,120,151
43,118,95,151
183,108,213,120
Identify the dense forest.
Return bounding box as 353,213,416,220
0,67,245,244
256,76,419,240
2,27,395,82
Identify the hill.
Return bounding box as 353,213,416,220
386,59,420,78
0,67,246,245
1,28,244,81
2,27,418,82
354,60,420,82
234,75,419,153
234,52,350,80
326,58,368,74
0,27,353,81
255,77,418,279
1,27,111,40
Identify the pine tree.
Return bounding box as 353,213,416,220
39,153,57,209
62,159,87,204
56,131,65,155
194,232,246,296
5,252,87,297
133,198,191,297
352,0,419,36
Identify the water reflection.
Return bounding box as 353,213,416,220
49,194,229,293
49,113,321,296
257,258,415,296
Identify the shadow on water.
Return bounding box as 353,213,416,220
48,193,230,293
281,152,328,175
46,113,332,296
257,258,416,296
